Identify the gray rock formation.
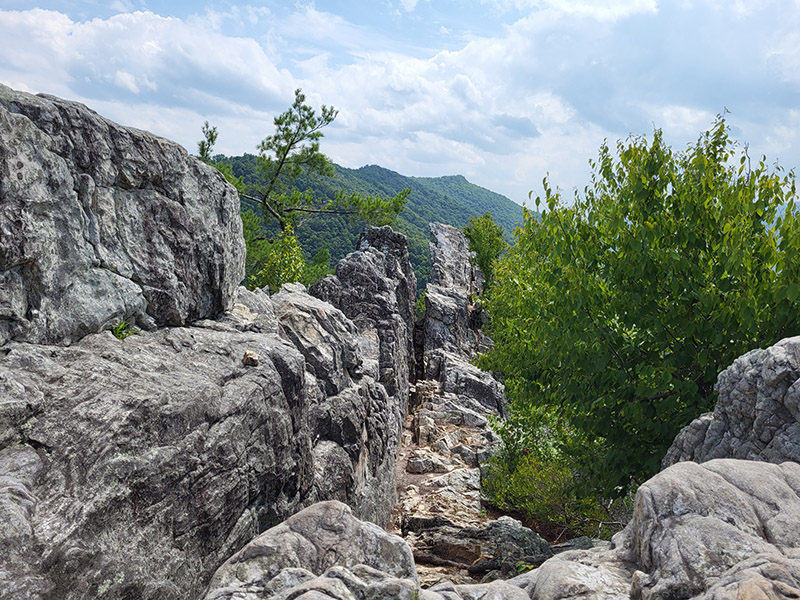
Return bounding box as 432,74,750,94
311,226,417,410
0,84,245,347
0,86,414,599
406,515,552,580
272,283,402,526
664,336,800,467
423,223,486,359
509,458,800,600
204,500,530,600
0,269,415,598
202,458,800,600
203,500,418,599
0,311,311,599
625,459,800,600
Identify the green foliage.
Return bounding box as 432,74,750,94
482,453,621,540
206,91,409,291
481,116,800,495
110,321,137,340
483,404,624,539
197,121,217,163
463,212,509,284
246,89,409,232
229,157,527,290
415,289,427,321
302,247,333,286
248,225,307,293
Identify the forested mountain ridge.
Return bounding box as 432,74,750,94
220,154,527,289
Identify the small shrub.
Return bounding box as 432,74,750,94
248,226,306,293
110,321,137,340
415,290,426,321
482,406,629,540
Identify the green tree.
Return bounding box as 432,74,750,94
244,89,409,233
201,90,409,292
481,116,800,495
463,212,508,284
197,121,245,193
248,225,306,292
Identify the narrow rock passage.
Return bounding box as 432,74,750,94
389,224,552,587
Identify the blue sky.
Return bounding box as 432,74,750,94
2,1,799,205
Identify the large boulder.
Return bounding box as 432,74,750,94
203,500,418,599
624,459,800,600
0,84,244,346
0,304,312,599
664,336,800,467
509,458,800,600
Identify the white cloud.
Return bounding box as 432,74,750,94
482,0,657,21
1,1,798,204
114,70,139,93
110,0,134,13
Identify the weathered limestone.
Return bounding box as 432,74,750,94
311,226,417,412
664,336,800,467
273,282,402,526
0,86,414,599
510,458,800,600
203,500,418,599
0,315,312,599
423,222,486,359
0,84,245,346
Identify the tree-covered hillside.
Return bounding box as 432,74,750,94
221,154,526,289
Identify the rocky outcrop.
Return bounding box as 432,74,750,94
423,223,486,359
0,275,411,598
201,458,800,600
203,500,531,600
0,86,412,599
0,84,244,347
272,282,402,526
0,302,311,599
664,336,800,467
509,458,800,600
624,459,800,600
311,226,417,411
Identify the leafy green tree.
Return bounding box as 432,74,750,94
248,225,306,292
481,116,800,494
463,212,508,284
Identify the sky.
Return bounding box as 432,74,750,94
1,1,799,206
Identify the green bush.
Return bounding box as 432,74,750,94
463,212,508,284
482,406,628,540
248,226,307,293
480,116,800,495
110,321,137,340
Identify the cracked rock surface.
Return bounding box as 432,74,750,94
665,336,800,468
0,84,244,346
